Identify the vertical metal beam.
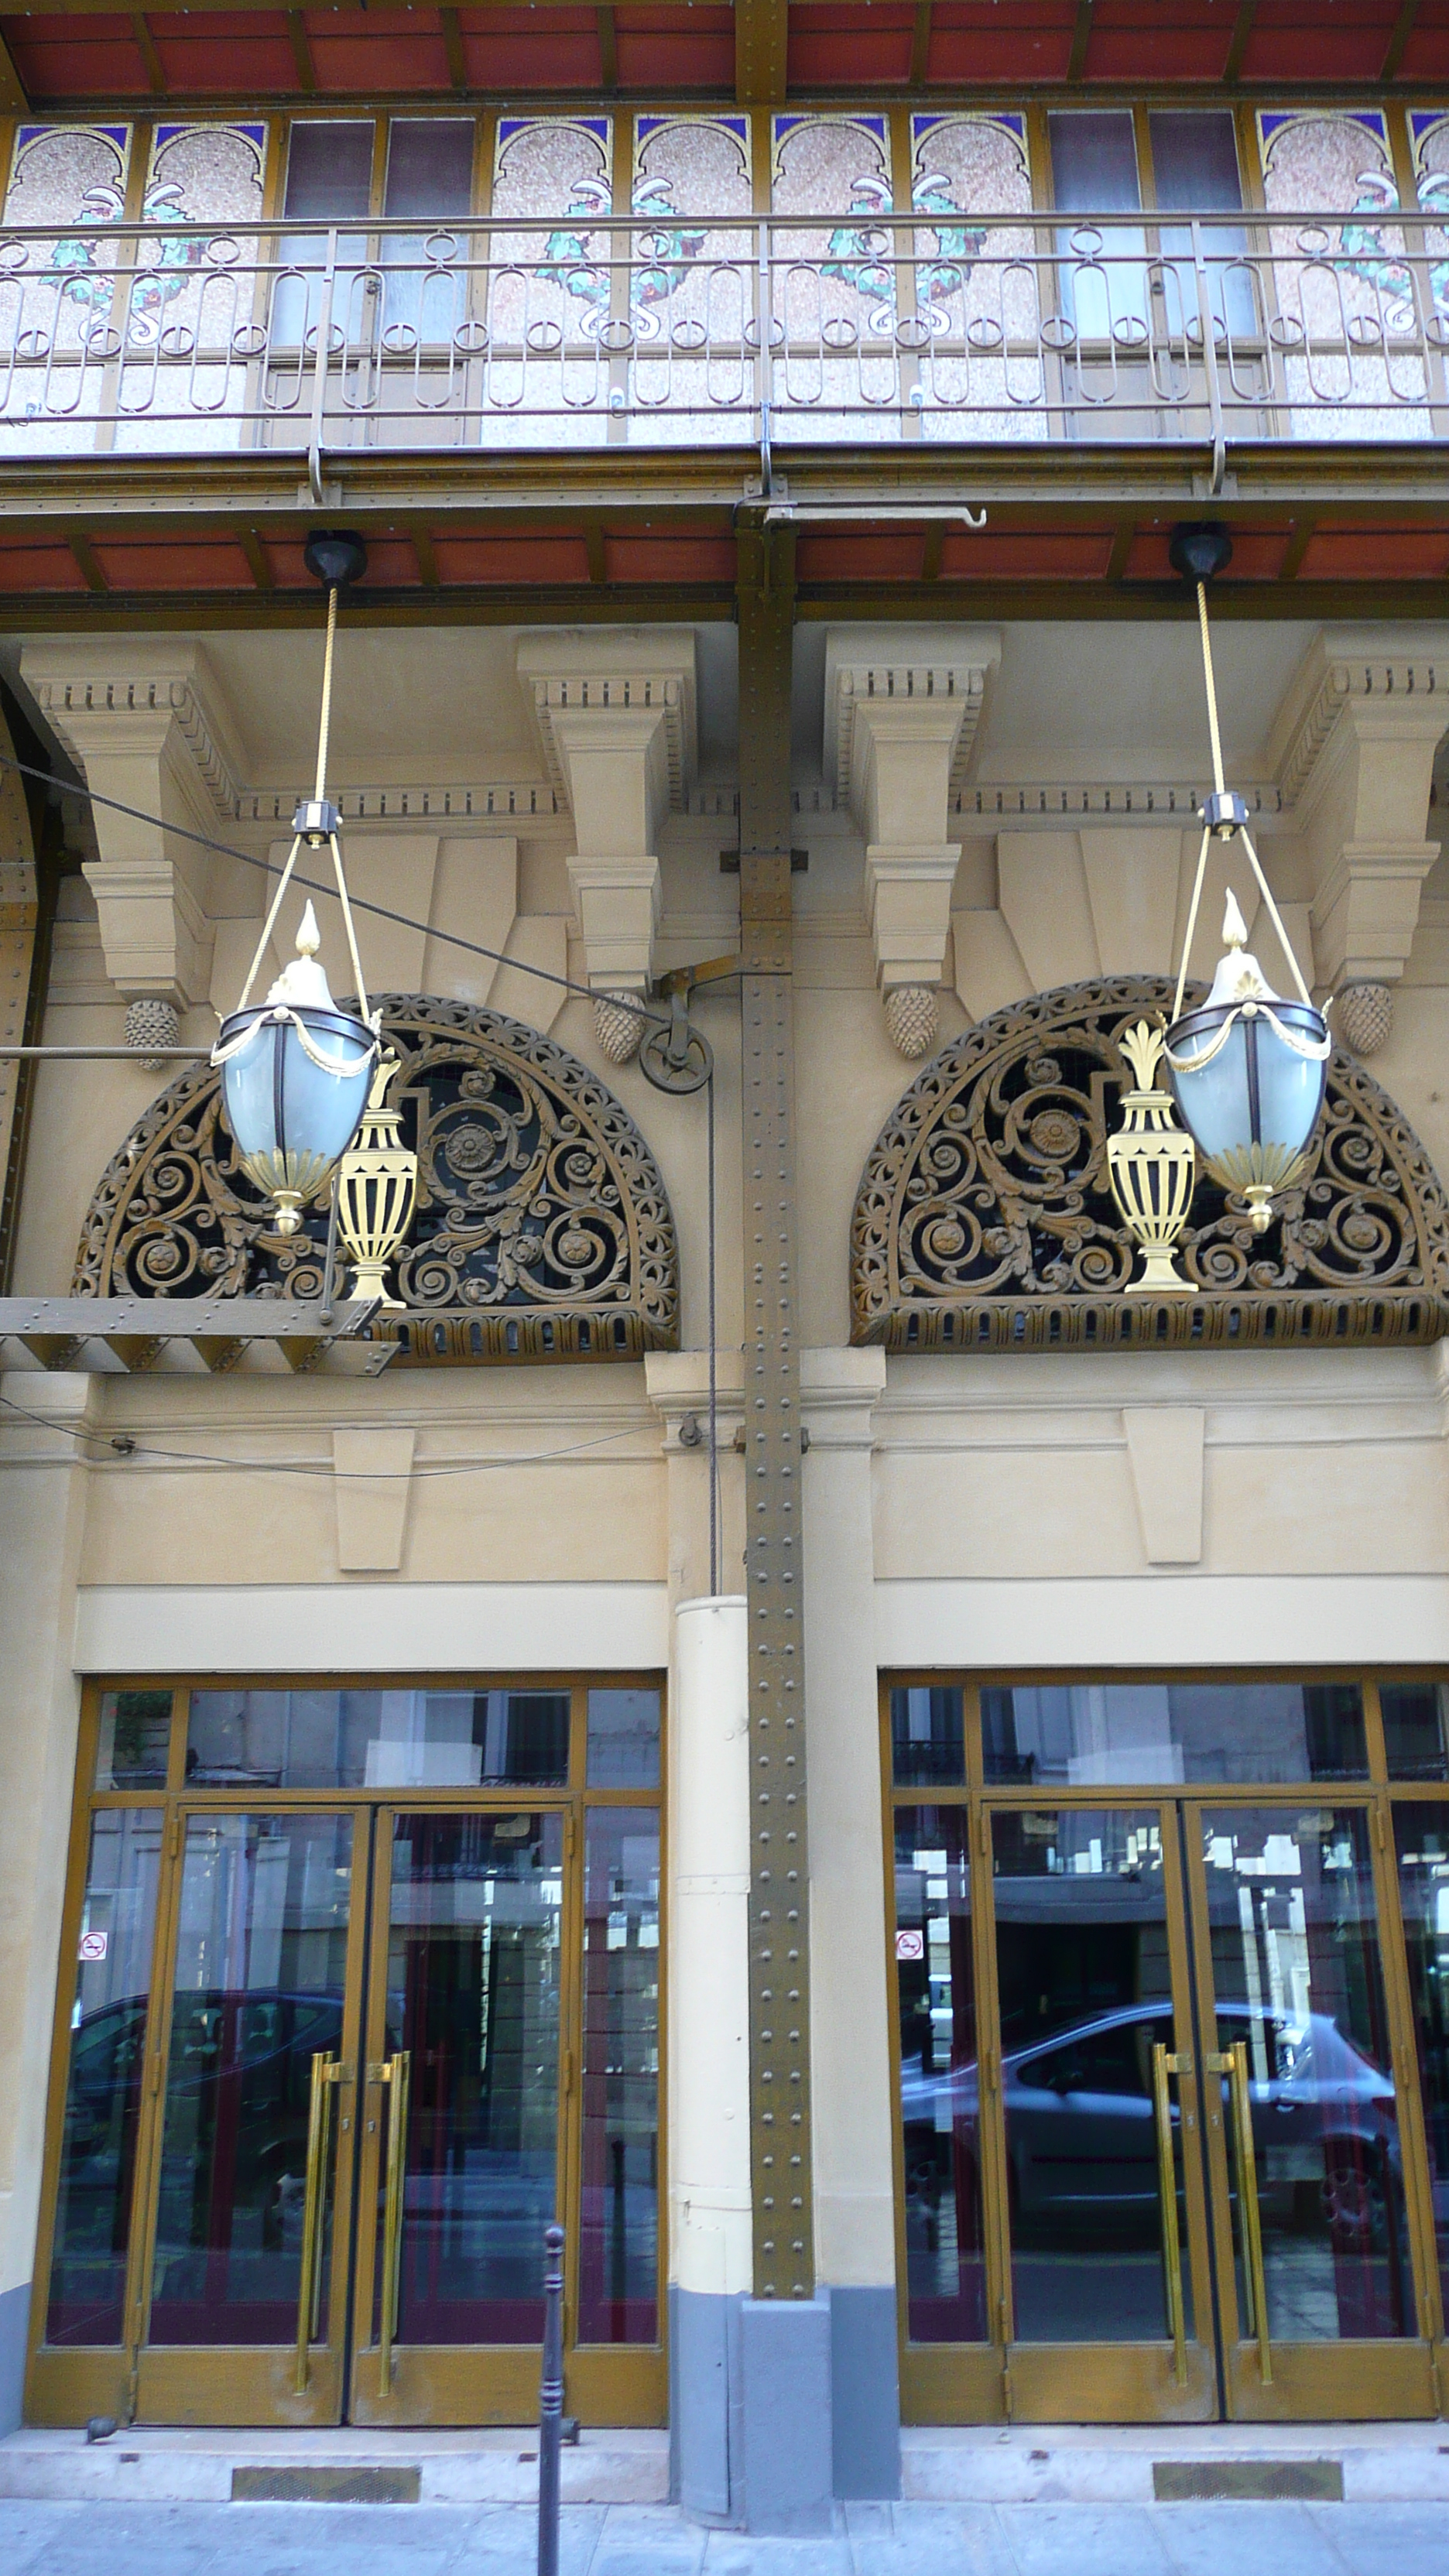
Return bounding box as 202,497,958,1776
0,713,47,1296
736,0,789,109
736,520,813,2303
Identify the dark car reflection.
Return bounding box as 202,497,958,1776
60,1988,346,2257
900,1999,1400,2252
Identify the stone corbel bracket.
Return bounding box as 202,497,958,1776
1266,625,1449,1050
27,649,244,819
824,625,1002,1057
22,642,247,1013
516,633,699,1053
517,631,698,817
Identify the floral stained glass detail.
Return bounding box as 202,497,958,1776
1256,109,1434,432
1,125,132,359
771,113,897,430
908,112,1042,437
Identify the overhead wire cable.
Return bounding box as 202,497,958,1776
0,1384,651,1478
0,746,666,1031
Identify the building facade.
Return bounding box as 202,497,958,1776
2,0,1449,2529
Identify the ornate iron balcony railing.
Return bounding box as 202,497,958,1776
2,207,1447,463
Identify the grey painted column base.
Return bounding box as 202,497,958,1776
830,2285,901,2502
0,2281,31,2434
670,2283,899,2528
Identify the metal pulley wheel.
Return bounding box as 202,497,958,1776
639,989,714,1094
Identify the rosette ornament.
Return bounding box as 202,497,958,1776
1105,1019,1197,1292
210,536,380,1235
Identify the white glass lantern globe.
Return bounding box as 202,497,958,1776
213,901,376,1233
1165,891,1329,1234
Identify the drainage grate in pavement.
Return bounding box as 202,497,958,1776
230,2466,422,2505
1153,2460,1344,2503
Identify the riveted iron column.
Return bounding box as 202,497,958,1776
736,520,813,2302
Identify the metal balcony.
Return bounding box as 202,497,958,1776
2,207,1447,478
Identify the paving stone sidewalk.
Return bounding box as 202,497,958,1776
2,2496,1449,2576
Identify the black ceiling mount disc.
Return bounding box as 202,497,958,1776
303,528,368,589
1168,521,1234,585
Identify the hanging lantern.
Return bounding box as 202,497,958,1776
1165,890,1329,1235
1105,1020,1197,1292
1153,523,1332,1236
336,1053,419,1305
214,901,375,1234
211,533,380,1235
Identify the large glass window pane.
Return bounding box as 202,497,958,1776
891,1687,965,1789
1048,109,1146,362
384,119,474,220
283,121,374,218
276,120,372,350
982,1681,1367,1786
383,1812,563,2345
1149,109,1254,341
1391,1804,1449,2321
894,1807,986,2341
94,1689,173,1791
46,1811,163,2345
1201,1807,1414,2343
586,1688,661,1790
1149,111,1244,211
187,1687,570,1791
577,1810,659,2343
991,1808,1190,2345
149,1813,352,2345
380,118,475,341
1381,1684,1449,1782
1050,111,1142,211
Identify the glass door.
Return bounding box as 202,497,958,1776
29,1677,666,2432
1186,1801,1438,2420
350,1807,567,2424
984,1804,1215,2420
135,1808,367,2426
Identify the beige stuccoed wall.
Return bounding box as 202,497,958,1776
5,610,1449,2366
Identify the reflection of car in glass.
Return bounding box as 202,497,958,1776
65,1989,344,2255
900,1999,1399,2252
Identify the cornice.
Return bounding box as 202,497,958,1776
22,646,247,818
823,624,1002,815
516,632,698,815
1267,625,1449,814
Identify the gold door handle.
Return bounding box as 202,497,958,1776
1208,2041,1273,2386
294,2050,346,2393
1150,2043,1189,2386
377,2049,411,2394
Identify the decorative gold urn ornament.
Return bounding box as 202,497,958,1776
336,1053,418,1307
1106,1020,1197,1293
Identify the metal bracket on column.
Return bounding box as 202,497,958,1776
737,519,814,2302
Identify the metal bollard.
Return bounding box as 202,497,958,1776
537,2221,565,2576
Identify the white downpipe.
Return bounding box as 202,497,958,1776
670,1595,753,2300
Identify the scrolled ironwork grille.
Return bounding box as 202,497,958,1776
74,994,679,1363
851,977,1449,1354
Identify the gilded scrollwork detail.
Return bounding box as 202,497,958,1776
851,976,1449,1351
74,994,679,1361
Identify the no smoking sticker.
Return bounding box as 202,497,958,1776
78,1930,108,1963
895,1929,924,1961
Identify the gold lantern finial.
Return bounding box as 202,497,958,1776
1106,1019,1197,1295
335,1053,419,1307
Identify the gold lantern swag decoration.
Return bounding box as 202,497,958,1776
1106,1019,1197,1294
336,1052,419,1307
